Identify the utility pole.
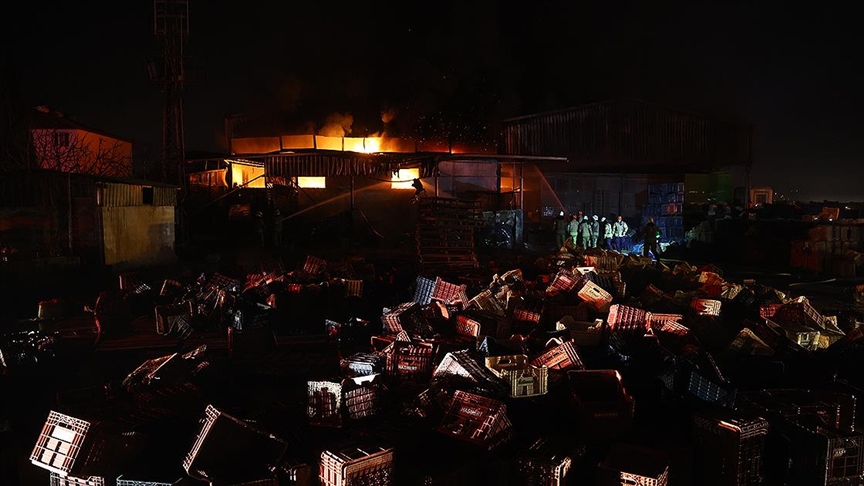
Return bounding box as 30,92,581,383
149,0,189,185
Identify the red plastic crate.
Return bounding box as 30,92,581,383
438,390,512,450
530,340,585,371
383,341,434,384
607,305,648,335
691,299,722,316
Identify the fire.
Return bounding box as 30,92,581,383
343,137,382,153
362,137,381,153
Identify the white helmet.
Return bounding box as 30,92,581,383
592,215,599,220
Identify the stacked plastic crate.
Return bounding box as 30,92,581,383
691,409,769,486
643,182,685,242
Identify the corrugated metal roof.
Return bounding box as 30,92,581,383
153,187,177,207
502,100,753,170
100,183,141,207
264,151,438,178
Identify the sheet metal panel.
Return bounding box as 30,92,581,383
502,100,753,170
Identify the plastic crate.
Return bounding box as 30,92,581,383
432,350,498,388
308,380,343,428
691,299,722,316
302,255,327,275
577,281,612,312
319,445,393,486
555,317,605,347
454,315,481,339
380,302,430,337
467,289,506,316
767,414,864,486
412,276,436,305
485,355,548,398
183,406,287,483
340,353,386,378
154,301,193,336
530,340,585,371
645,312,684,330
343,375,382,420
116,474,185,486
431,277,468,306
726,328,775,356
159,279,184,298
597,443,669,486
772,299,823,328
437,390,512,450
49,473,106,486
515,438,580,486
30,411,139,477
692,410,768,486
280,456,315,486
567,370,634,439
545,270,580,297
511,298,545,325
607,305,648,335
384,341,434,384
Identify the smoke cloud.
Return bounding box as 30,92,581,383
381,108,397,125
319,112,354,137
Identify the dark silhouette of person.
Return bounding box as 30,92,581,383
640,218,661,259
411,178,426,202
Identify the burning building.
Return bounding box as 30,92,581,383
184,111,565,251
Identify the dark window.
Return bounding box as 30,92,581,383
143,186,154,205
53,132,70,147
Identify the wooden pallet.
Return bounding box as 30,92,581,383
416,197,481,273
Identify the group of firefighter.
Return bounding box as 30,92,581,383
553,210,660,258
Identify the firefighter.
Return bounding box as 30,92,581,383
553,211,568,248
612,215,628,251
589,215,600,248
602,216,613,249
566,214,580,246
578,215,591,249
640,217,661,259
411,178,426,203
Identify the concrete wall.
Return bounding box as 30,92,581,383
101,206,176,268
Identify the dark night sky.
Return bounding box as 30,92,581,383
2,0,862,202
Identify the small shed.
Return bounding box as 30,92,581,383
0,170,178,269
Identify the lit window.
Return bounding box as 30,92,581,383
297,176,326,188
391,168,420,189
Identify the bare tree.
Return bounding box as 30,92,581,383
30,128,132,178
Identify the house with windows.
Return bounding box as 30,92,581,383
29,106,133,178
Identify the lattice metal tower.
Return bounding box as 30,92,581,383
149,0,189,185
